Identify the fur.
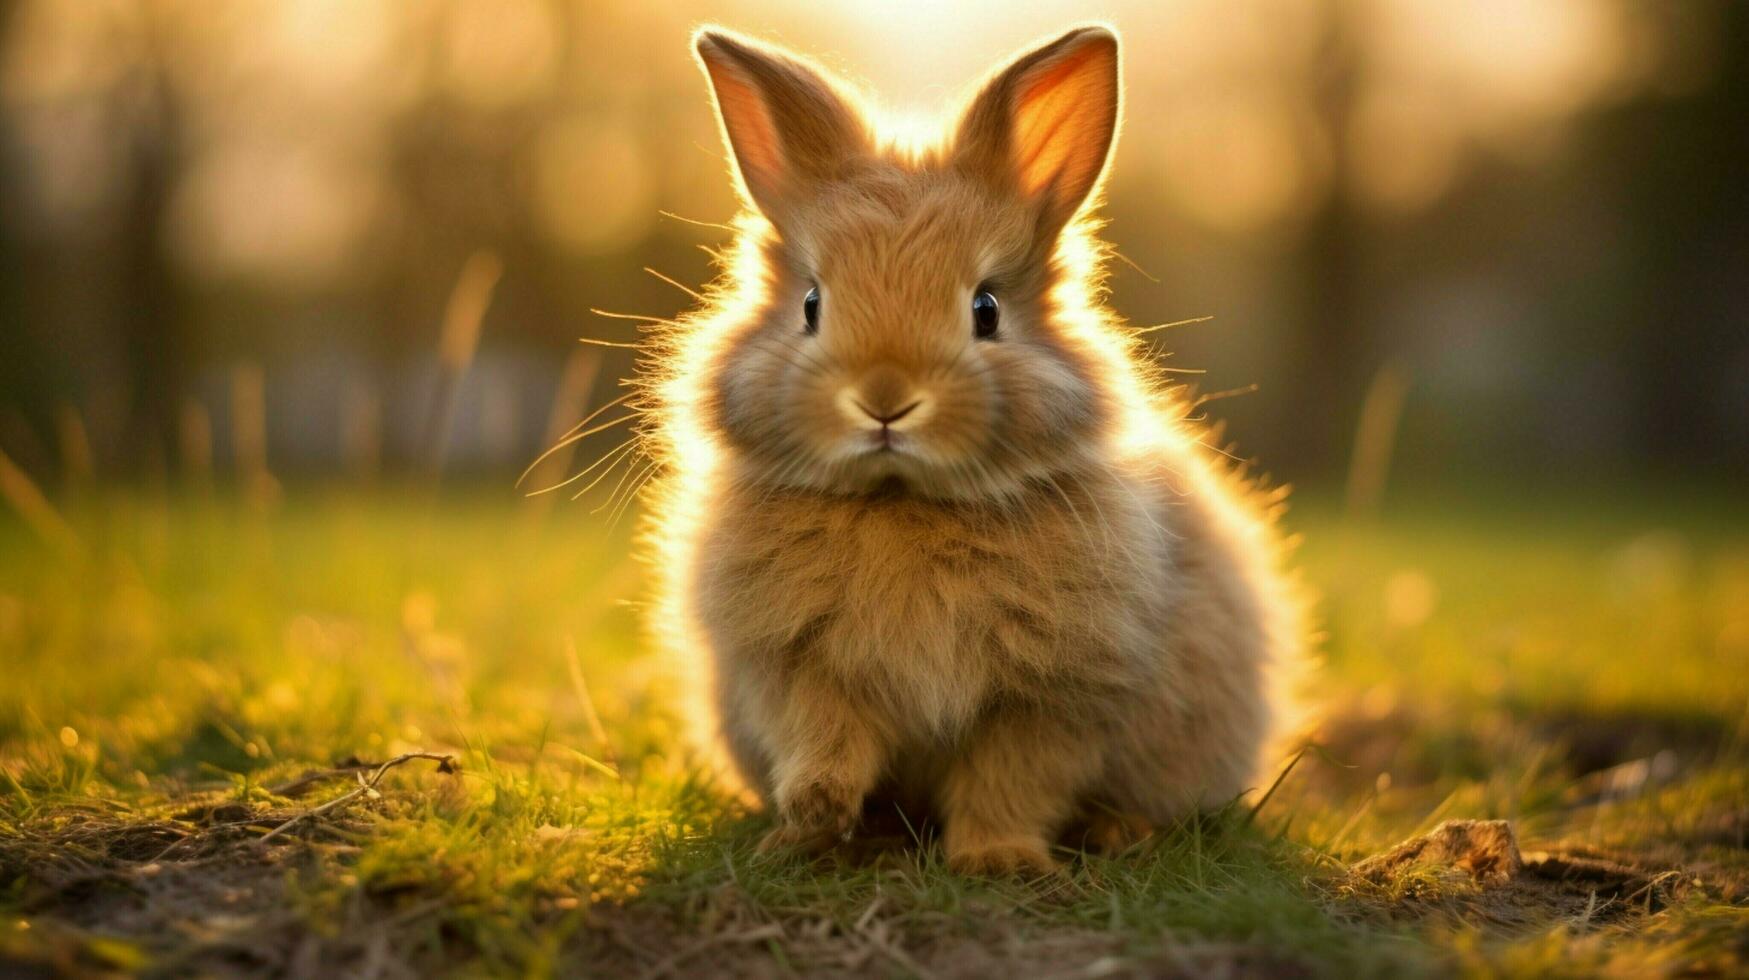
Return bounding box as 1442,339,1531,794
633,24,1309,874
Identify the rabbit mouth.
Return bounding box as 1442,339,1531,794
852,442,905,468
833,439,914,478
842,425,910,458
815,448,1005,502
808,433,999,499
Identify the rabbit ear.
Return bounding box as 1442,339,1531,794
694,28,869,225
954,25,1120,238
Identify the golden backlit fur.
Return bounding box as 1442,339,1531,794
635,24,1309,874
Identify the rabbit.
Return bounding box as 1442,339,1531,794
636,23,1309,875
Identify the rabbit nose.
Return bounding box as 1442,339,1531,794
837,366,934,431
857,400,920,425
857,364,911,415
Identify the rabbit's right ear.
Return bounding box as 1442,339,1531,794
953,26,1120,241
694,28,869,226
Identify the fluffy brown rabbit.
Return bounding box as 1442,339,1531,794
636,23,1308,874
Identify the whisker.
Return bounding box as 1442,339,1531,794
560,391,638,437
644,267,703,301
552,410,641,448
526,435,636,498
762,348,835,380
1111,249,1161,284
568,440,643,500
1195,438,1249,464
590,307,679,326
517,393,638,487
1105,464,1177,549
592,448,648,515
1060,468,1143,584
762,447,814,502
767,333,841,377
657,209,736,232
1130,316,1214,335
1193,383,1259,408
606,460,660,530
938,340,973,379
1040,471,1096,550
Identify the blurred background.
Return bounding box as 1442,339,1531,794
0,0,1744,495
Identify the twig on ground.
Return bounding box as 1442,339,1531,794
269,762,377,799
257,753,456,845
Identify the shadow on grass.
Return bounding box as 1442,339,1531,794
1307,693,1738,801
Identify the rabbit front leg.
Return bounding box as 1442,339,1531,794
939,708,1090,875
755,673,886,855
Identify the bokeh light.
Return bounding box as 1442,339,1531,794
0,0,1739,484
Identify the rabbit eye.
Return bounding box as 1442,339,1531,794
802,285,820,335
972,290,1000,339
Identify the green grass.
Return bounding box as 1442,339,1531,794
1,484,1745,976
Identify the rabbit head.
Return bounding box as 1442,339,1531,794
681,25,1130,501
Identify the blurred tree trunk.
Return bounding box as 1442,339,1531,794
1616,2,1749,473
0,0,33,427
1289,0,1366,480
116,3,185,468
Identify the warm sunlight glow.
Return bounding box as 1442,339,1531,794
1,3,1742,974
532,116,656,254
0,0,1684,284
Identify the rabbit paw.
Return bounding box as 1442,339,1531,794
946,836,1059,876
757,777,859,856
1082,810,1155,853
755,821,842,856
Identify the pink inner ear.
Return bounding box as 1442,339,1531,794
1012,44,1114,202
704,59,786,203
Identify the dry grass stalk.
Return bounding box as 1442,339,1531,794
230,362,278,508
564,634,613,760
340,377,383,481
421,250,503,477
0,444,82,559
55,402,94,488
179,397,213,487
1345,361,1410,520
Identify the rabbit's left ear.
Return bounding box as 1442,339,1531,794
954,26,1120,239
694,27,869,227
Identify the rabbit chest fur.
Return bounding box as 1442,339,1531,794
696,466,1172,755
